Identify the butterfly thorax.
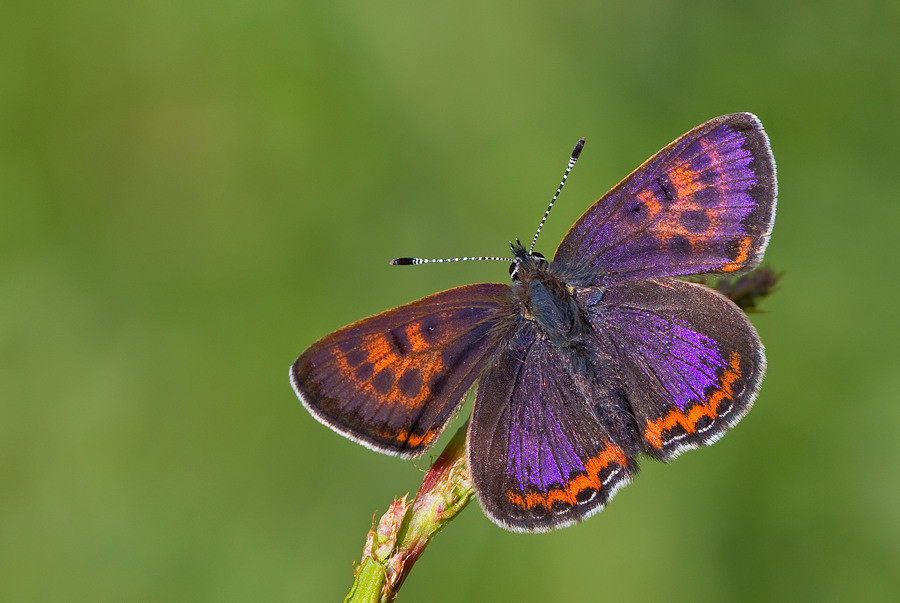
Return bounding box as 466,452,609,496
510,243,587,346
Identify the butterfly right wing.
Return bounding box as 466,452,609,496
580,278,765,461
554,113,776,284
291,283,512,458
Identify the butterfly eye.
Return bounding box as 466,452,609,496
531,251,548,267
509,262,519,280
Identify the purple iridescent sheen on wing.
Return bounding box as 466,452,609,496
554,113,776,284
468,325,636,532
613,313,726,412
582,279,766,460
502,342,596,491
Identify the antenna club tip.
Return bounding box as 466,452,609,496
572,138,585,158
391,257,415,265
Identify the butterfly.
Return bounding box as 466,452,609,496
290,113,777,532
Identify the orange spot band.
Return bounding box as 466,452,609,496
668,165,704,198
377,427,437,448
506,444,628,511
331,331,445,410
644,352,742,449
722,236,752,272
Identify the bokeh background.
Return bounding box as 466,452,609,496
3,0,899,600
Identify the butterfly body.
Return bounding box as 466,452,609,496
291,113,776,532
510,245,586,348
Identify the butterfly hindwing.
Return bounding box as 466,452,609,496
468,325,638,532
554,113,776,283
291,283,511,457
580,278,765,460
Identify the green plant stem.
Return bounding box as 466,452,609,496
344,422,472,603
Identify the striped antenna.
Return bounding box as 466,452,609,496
392,138,584,267
529,137,585,253
391,255,512,266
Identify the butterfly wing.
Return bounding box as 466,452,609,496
291,283,512,458
554,113,776,284
580,278,765,460
467,324,639,532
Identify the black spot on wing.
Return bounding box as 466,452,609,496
354,362,374,381
655,175,675,202
679,210,710,233
371,368,394,394
389,328,410,355
397,368,423,398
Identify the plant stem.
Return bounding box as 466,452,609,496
344,422,472,603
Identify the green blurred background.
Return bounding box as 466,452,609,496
3,0,899,600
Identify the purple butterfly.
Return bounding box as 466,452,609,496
291,113,777,532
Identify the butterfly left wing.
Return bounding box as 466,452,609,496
467,324,639,532
291,283,511,458
580,278,765,460
554,113,776,284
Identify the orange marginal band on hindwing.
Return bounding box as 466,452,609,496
587,278,766,461
505,443,629,512
468,326,640,532
643,351,742,450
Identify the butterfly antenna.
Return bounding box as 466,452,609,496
529,137,585,253
391,255,512,266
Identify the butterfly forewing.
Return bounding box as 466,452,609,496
291,283,512,457
581,279,765,460
554,113,776,284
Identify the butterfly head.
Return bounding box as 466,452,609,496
508,239,548,282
